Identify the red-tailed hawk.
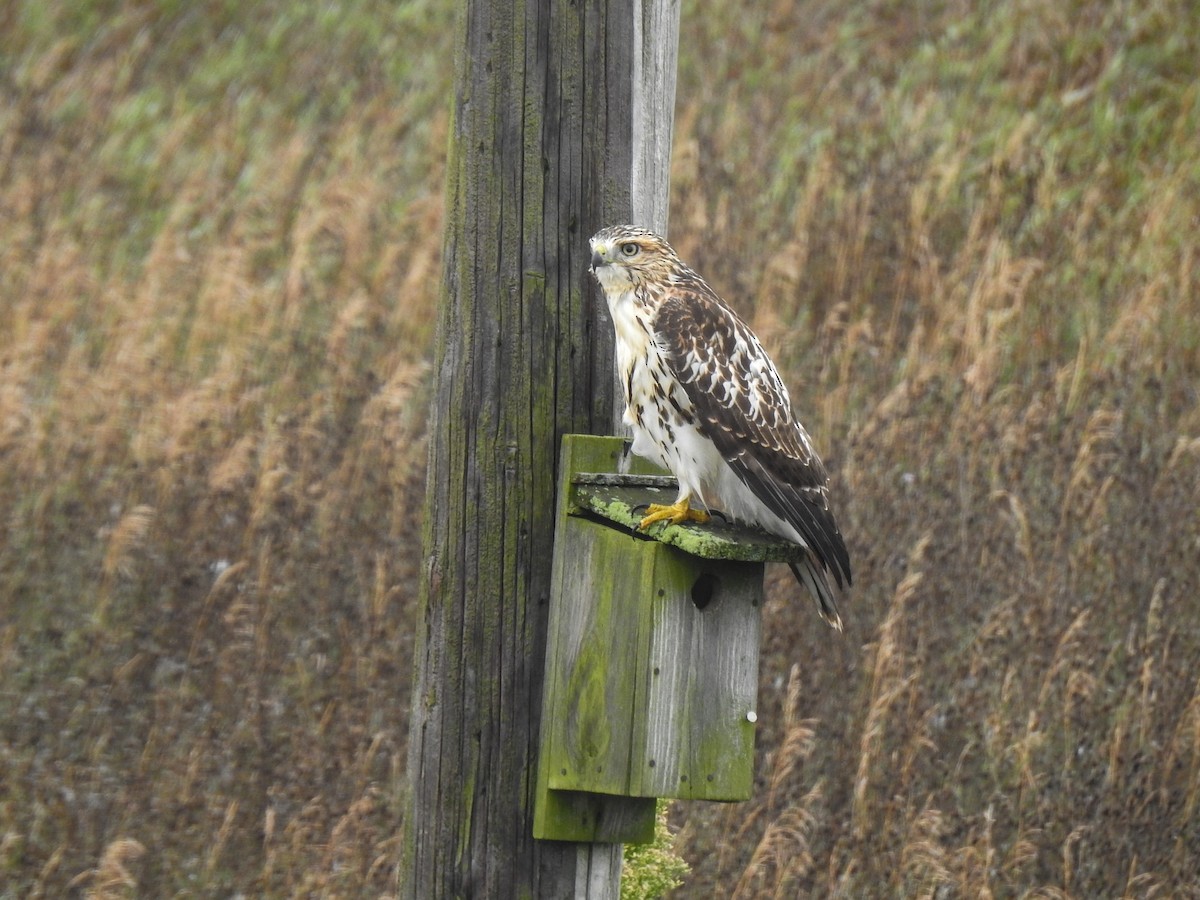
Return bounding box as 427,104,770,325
589,225,851,629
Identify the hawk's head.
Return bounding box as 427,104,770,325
589,225,681,294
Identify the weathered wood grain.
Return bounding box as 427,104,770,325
402,1,680,896
633,554,760,800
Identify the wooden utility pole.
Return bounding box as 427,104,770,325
402,0,679,897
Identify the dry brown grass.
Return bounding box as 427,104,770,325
1,0,1199,896
669,0,1200,895
1,1,447,894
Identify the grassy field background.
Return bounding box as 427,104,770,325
2,0,1198,896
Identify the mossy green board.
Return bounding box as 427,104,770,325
534,435,795,843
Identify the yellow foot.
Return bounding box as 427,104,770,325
637,499,711,530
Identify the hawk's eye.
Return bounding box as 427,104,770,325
620,242,639,257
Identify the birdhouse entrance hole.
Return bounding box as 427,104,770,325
690,572,719,610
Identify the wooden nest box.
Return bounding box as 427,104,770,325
533,435,810,844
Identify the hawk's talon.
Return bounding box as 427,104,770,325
637,499,711,530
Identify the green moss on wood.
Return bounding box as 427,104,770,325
535,436,765,842
571,482,809,563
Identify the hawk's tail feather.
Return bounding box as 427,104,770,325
730,451,852,590
789,558,843,632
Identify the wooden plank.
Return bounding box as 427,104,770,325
570,482,812,563
547,525,648,797
533,787,656,844
534,436,660,843
635,556,762,800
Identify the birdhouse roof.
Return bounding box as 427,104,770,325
569,472,811,564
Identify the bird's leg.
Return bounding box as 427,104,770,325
637,496,711,529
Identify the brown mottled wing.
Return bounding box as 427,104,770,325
653,274,852,589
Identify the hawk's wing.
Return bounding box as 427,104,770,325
654,276,852,589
